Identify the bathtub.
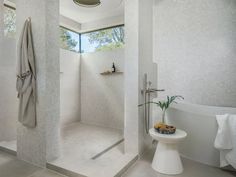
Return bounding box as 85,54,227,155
165,102,236,167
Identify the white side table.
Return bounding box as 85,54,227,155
149,128,187,175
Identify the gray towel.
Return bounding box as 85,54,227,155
16,19,37,128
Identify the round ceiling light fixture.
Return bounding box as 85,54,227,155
73,0,101,7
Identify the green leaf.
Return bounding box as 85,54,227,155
138,95,184,112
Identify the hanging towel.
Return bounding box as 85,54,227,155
214,114,236,169
16,19,37,128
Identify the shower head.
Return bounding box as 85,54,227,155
73,0,101,7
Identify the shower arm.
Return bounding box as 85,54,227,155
141,88,165,94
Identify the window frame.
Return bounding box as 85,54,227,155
80,24,125,35
3,3,16,10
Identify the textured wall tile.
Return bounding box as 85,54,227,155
154,0,236,107
60,49,81,127
0,38,18,141
81,49,124,130
16,0,60,167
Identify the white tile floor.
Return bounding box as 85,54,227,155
48,122,137,177
56,122,123,162
1,124,234,177
0,151,65,177
123,148,236,177
0,145,235,177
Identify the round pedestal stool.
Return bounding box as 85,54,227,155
149,128,187,175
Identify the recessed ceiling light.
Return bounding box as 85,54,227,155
73,0,101,7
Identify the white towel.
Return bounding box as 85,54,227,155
214,114,236,169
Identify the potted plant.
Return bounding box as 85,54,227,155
139,95,184,134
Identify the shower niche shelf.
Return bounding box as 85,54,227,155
100,71,123,75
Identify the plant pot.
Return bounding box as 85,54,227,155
154,122,176,135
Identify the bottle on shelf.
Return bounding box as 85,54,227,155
112,62,116,73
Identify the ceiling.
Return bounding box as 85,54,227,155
60,0,124,23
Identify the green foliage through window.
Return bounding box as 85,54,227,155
81,26,124,53
4,6,16,38
2,5,124,54
59,27,80,53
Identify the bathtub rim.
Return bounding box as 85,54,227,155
170,101,236,117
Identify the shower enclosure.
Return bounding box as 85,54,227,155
46,48,126,176
46,4,126,173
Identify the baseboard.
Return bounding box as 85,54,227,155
46,163,87,177
114,155,138,177
0,146,17,156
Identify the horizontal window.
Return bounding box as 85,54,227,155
2,5,124,54
59,27,80,53
81,26,124,53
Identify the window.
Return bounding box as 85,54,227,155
59,27,80,53
2,4,124,54
4,5,16,38
81,26,124,53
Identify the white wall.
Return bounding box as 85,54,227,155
0,36,18,142
124,0,157,155
60,49,81,127
124,0,140,155
80,49,124,130
80,15,124,33
154,0,236,107
138,0,157,154
60,15,81,32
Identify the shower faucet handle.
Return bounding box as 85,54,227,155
147,88,165,93
156,89,165,92
141,88,165,94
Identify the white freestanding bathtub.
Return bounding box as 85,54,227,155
166,102,236,167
